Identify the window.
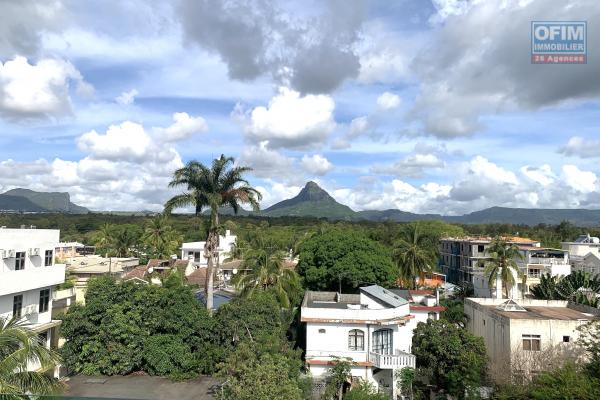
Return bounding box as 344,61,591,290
39,289,50,313
563,336,570,343
478,244,485,253
318,328,326,334
15,251,25,270
13,294,23,318
44,250,53,266
38,331,48,346
428,312,437,321
522,334,541,351
194,251,201,262
372,329,393,355
348,329,364,351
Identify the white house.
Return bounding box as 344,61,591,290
472,247,570,299
465,297,598,382
0,227,65,374
181,229,236,267
301,285,444,398
562,234,600,277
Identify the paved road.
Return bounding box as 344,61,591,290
65,375,220,400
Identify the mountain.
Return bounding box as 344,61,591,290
0,188,89,213
252,182,600,226
262,181,356,220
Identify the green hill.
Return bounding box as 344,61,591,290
1,188,89,214
262,181,355,220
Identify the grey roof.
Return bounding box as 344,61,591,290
360,285,408,308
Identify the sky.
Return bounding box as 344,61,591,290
0,0,600,214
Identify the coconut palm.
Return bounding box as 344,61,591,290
234,249,300,308
93,223,115,257
484,237,523,299
0,317,63,396
142,214,182,258
164,155,261,310
392,224,437,289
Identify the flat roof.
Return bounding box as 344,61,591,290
485,305,595,321
303,291,361,309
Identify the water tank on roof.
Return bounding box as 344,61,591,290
592,237,600,244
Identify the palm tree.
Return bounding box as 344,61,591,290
142,214,182,258
392,224,437,289
233,249,300,308
112,228,138,258
164,155,261,310
93,223,115,258
0,317,63,396
484,237,523,299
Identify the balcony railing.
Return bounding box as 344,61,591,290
369,350,415,369
52,287,75,300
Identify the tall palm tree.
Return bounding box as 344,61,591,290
392,224,437,289
142,214,182,258
164,155,261,310
94,223,115,258
0,317,63,396
233,249,301,308
484,237,523,299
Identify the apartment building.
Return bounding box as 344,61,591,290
439,236,541,287
562,234,600,276
55,241,95,260
0,227,65,374
465,297,598,381
301,285,443,398
471,247,570,298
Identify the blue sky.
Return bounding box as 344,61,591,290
0,0,599,213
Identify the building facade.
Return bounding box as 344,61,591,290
562,234,600,277
465,297,598,381
181,229,237,267
0,228,65,374
301,285,443,398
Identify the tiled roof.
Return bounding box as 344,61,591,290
123,265,149,281
186,268,207,287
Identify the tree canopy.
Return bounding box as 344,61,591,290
298,229,397,292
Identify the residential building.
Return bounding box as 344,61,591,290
181,229,236,267
562,234,600,276
0,227,65,374
472,247,570,298
66,255,139,303
465,297,598,381
301,285,443,398
55,241,96,260
439,236,541,287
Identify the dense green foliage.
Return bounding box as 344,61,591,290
343,381,389,400
298,229,397,291
412,319,487,399
60,276,215,378
531,271,600,305
0,317,63,396
393,224,437,288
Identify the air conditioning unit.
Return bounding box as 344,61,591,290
24,304,37,315
2,249,15,259
28,248,41,257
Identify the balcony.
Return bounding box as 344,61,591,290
369,350,415,369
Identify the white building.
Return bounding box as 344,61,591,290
301,285,444,398
465,297,598,381
562,234,600,276
472,247,570,299
0,227,65,373
181,229,236,267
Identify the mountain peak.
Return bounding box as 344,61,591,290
297,181,332,202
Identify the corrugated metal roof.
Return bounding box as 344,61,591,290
360,285,408,308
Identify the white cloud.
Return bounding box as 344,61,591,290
562,165,598,194
237,87,336,149
77,121,153,162
372,153,444,178
559,136,600,158
376,92,401,110
115,89,138,105
256,181,303,209
154,112,208,142
238,141,296,181
0,56,92,120
520,164,555,186
301,154,333,176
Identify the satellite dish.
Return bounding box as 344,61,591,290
232,269,238,274
148,267,154,274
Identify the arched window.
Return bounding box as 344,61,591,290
372,329,393,355
348,329,364,351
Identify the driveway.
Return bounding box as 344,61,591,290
65,375,220,400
